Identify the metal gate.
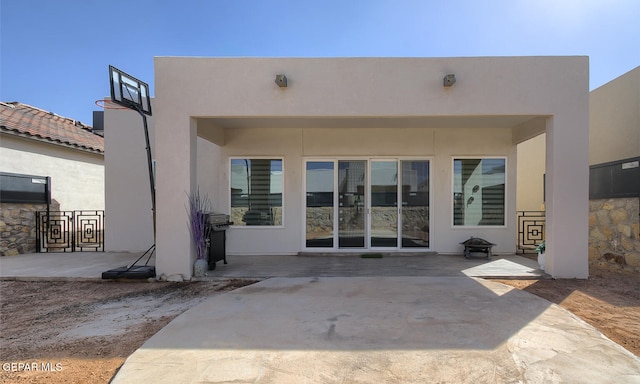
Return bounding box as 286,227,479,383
36,210,105,252
517,211,545,253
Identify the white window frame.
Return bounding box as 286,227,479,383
451,156,507,228
229,157,284,228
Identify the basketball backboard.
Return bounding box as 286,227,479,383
109,65,152,115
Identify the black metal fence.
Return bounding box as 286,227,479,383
517,211,545,253
36,210,105,252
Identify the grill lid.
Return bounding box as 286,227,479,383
206,212,230,225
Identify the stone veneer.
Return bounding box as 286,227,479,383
0,201,59,256
589,197,640,272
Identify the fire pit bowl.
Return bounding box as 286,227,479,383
460,237,496,260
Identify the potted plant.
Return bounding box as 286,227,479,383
188,189,211,277
536,240,546,271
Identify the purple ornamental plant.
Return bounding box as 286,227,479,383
188,189,212,260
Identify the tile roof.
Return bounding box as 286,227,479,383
0,102,104,154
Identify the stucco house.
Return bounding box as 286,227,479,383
105,56,590,279
0,102,105,255
516,66,640,269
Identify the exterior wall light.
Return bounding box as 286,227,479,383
443,74,456,87
275,74,288,88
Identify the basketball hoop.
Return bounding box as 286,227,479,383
95,99,128,109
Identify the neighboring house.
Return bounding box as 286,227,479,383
106,56,590,279
0,102,105,255
516,66,640,270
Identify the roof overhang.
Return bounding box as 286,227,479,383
200,115,541,130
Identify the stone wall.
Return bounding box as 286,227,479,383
0,201,59,256
589,197,640,272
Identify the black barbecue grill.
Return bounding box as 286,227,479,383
206,212,232,270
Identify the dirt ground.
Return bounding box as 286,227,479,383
495,268,640,358
1,269,639,384
0,279,258,384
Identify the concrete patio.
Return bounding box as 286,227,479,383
111,276,640,383
0,251,545,280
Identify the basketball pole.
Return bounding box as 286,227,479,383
102,105,156,277
134,105,156,244
102,65,156,279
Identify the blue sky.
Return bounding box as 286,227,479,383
1,0,639,126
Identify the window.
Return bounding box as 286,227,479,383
453,158,505,226
0,172,50,204
231,159,283,226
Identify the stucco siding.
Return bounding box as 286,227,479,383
590,66,640,165
516,134,546,211
1,135,104,211
156,57,587,118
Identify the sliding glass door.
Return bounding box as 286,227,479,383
305,161,334,248
305,159,430,251
400,160,430,248
338,160,366,248
371,161,398,247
